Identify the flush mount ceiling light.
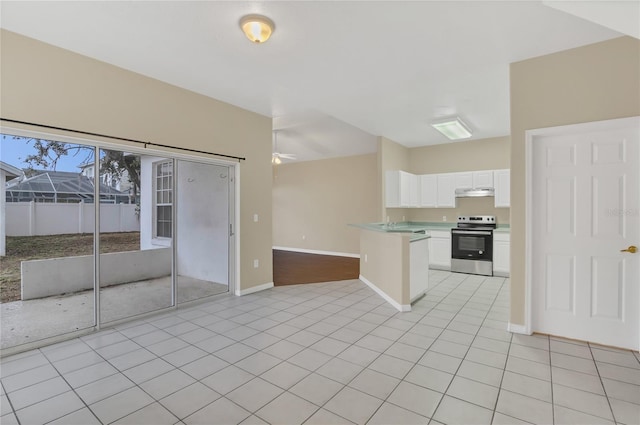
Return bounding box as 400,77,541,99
239,14,275,43
431,117,473,140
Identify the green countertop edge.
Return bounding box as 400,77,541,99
349,221,510,236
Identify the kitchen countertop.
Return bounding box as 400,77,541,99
349,222,432,241
350,221,510,239
494,225,510,233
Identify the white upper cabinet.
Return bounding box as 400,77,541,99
403,172,419,207
454,171,494,190
473,171,494,189
386,170,419,208
388,168,509,209
436,173,456,208
454,172,473,189
494,169,510,208
419,174,437,207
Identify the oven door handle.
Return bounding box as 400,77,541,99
451,230,493,236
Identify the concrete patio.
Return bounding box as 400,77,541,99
0,276,227,350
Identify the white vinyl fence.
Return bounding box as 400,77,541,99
6,202,139,236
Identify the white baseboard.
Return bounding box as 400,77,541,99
508,322,531,335
359,274,411,312
273,246,360,259
236,282,274,296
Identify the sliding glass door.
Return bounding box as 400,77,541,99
99,151,173,324
176,160,231,304
0,134,96,350
1,133,235,352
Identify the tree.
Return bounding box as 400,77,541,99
100,149,141,201
18,137,141,201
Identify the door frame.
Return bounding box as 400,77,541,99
524,116,640,343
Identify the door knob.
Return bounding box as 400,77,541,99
621,245,637,253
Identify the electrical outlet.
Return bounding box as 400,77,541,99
442,216,447,222
302,235,306,240
253,214,258,222
253,259,259,268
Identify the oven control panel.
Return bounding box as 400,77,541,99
457,215,495,224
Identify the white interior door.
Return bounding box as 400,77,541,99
532,117,639,350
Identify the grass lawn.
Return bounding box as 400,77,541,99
0,232,140,303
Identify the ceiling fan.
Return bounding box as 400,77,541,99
272,130,297,165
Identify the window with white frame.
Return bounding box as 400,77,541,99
154,160,173,238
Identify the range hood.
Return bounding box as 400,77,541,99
455,188,495,198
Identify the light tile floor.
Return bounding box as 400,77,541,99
1,271,639,425
1,275,228,349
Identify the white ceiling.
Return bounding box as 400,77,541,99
0,1,632,162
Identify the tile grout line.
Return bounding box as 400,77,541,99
34,345,106,425
5,274,635,425
50,334,190,424
429,276,508,421
587,341,619,424
487,278,514,425
489,331,516,425
4,274,471,424
180,280,378,425
351,274,466,424
297,275,461,424
46,326,198,423
548,329,555,425
296,274,460,424
137,279,374,423
371,274,507,423
297,277,455,424
1,379,22,425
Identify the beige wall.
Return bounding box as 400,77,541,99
379,135,511,224
360,230,410,306
408,136,510,224
410,197,510,224
379,136,411,222
510,36,640,325
409,136,510,174
272,154,379,255
0,30,274,291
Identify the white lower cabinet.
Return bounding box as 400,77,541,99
410,238,429,302
428,230,451,270
493,232,510,277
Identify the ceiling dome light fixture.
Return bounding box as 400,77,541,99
239,14,275,43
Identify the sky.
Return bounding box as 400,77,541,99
1,134,95,172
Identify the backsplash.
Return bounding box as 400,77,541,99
407,197,510,224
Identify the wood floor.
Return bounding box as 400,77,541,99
273,249,360,286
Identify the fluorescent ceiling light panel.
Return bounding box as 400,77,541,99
431,117,472,140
